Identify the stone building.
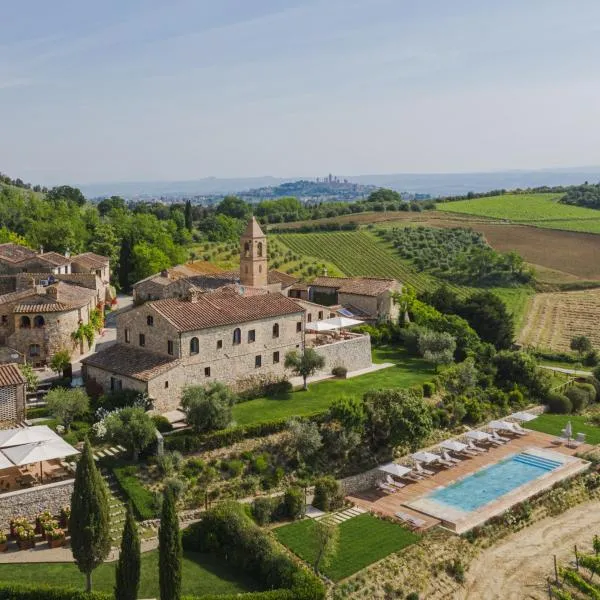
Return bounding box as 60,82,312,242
0,363,26,426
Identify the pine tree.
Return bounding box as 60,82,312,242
115,503,141,600
159,487,182,600
69,438,111,592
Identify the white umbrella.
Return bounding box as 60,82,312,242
465,431,491,442
305,321,337,332
378,462,412,477
0,452,14,470
564,421,573,441
322,316,363,329
0,425,56,448
411,451,440,464
440,440,468,452
2,438,79,466
510,412,538,423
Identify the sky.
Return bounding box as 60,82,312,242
2,0,600,185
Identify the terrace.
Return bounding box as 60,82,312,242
347,429,591,535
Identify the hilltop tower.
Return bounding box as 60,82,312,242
240,216,268,288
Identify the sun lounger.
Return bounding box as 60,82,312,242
377,481,397,494
395,511,426,530
385,475,406,490
414,462,435,477
441,451,461,464
465,440,487,453
576,432,586,443
434,456,454,468
509,423,529,436
552,434,568,445
490,431,510,443
400,472,424,482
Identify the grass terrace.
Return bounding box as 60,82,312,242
525,414,600,445
274,513,419,581
232,348,435,426
0,550,260,597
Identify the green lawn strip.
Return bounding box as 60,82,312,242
232,348,435,426
274,513,418,581
491,287,534,333
525,414,600,444
0,550,259,597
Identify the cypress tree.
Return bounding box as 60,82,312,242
115,503,141,600
184,200,193,232
69,438,111,592
159,487,182,600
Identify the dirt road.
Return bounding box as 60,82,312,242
458,500,600,600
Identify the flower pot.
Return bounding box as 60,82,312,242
47,537,64,549
0,543,7,552
17,540,34,550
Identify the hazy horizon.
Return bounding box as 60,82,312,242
3,0,600,185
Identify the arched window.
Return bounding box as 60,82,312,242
233,328,241,345
257,242,263,257
33,315,45,328
244,242,250,257
190,337,199,355
272,323,280,338
20,316,31,329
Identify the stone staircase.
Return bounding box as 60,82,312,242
101,470,128,544
315,505,366,524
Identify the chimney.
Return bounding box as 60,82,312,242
186,288,202,303
322,267,328,277
64,247,71,258
160,269,169,278
39,246,44,255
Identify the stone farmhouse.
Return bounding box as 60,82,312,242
82,218,375,412
0,244,112,366
0,363,26,426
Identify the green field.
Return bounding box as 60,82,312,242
232,348,435,426
0,550,259,597
438,193,600,233
274,513,418,581
525,414,600,444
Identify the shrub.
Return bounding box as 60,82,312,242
406,594,420,600
152,415,173,433
565,386,589,413
25,407,50,419
251,454,270,475
312,476,343,512
446,558,465,583
0,583,111,599
251,497,276,525
577,382,598,403
224,459,244,477
112,464,158,520
422,381,436,398
331,366,347,378
507,388,525,407
546,392,572,414
583,350,600,367
283,486,304,520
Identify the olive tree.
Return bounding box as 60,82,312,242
285,348,325,390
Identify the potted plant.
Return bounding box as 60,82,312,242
15,526,35,550
60,506,71,529
10,517,29,539
0,531,7,552
46,527,65,549
43,520,60,541
36,511,53,534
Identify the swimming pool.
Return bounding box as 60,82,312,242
427,452,564,513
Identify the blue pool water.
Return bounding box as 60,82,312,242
428,452,563,512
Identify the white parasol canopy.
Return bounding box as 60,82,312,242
378,462,412,477
322,316,363,329
305,321,336,332
411,451,440,464
564,421,573,439
440,440,468,453
0,453,13,470
465,430,491,442
2,437,79,467
510,412,538,423
0,425,56,448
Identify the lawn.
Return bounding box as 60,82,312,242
0,550,260,597
232,348,435,426
438,193,600,234
525,414,600,444
274,513,419,581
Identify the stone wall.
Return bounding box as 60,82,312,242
339,467,383,495
312,334,372,375
0,481,74,528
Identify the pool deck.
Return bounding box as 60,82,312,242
347,430,592,534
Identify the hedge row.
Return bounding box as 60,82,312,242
165,413,325,454
111,463,157,520
182,502,325,600
0,584,111,599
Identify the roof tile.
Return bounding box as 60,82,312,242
0,363,26,387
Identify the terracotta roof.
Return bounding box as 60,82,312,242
267,270,298,288
310,276,396,297
290,282,309,291
82,344,178,382
12,282,96,313
0,244,36,264
71,252,109,269
33,252,71,267
13,296,70,313
0,363,26,387
242,216,265,238
149,289,304,332
0,289,37,306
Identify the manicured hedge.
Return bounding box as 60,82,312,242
182,502,325,600
183,593,295,600
25,406,50,419
0,584,111,599
112,463,157,520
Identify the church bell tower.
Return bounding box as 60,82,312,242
240,217,268,288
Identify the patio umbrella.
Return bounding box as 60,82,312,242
0,425,56,448
440,440,468,453
322,316,363,329
564,420,573,442
510,412,538,423
305,321,337,332
411,451,440,464
0,452,14,470
465,431,491,442
378,463,412,477
2,438,79,483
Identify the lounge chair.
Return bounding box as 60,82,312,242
434,456,454,468
377,481,397,494
400,471,424,482
490,431,510,443
552,433,568,446
576,432,586,444
465,440,488,453
414,462,435,477
440,451,461,464
385,475,406,490
395,511,426,530
509,423,528,436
